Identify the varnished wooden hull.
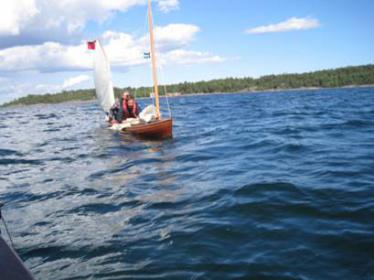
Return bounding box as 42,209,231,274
125,118,173,140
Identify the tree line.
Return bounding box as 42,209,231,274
2,64,374,107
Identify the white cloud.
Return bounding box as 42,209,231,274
0,0,181,48
33,74,92,92
246,17,320,34
62,74,90,88
0,0,38,36
0,74,93,103
0,42,92,72
152,24,200,51
0,0,138,46
164,50,225,65
158,0,179,13
0,83,32,103
0,23,221,73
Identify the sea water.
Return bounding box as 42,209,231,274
0,88,373,279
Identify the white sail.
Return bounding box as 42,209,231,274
94,40,115,113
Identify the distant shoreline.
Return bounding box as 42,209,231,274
2,84,373,109
2,64,374,107
161,84,374,98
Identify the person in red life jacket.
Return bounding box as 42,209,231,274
116,91,130,122
122,96,140,120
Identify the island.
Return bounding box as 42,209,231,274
2,64,373,107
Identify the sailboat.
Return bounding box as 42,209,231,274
89,0,173,140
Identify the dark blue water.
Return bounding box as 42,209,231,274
0,88,373,279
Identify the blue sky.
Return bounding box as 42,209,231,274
0,0,373,103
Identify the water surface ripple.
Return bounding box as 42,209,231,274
0,88,373,279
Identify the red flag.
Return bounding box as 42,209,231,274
87,41,96,50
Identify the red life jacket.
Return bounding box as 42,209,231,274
122,99,138,119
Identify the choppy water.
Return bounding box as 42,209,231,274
0,88,373,279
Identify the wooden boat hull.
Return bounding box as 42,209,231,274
125,118,173,139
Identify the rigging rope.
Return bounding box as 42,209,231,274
159,65,172,118
2,216,15,249
131,8,151,101
0,204,15,250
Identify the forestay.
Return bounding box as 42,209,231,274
94,41,115,113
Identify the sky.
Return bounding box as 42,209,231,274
0,0,373,104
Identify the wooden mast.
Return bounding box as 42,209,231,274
125,0,173,139
148,0,161,119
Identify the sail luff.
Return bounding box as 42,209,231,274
148,0,161,119
94,40,115,113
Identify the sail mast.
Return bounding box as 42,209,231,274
148,0,161,119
